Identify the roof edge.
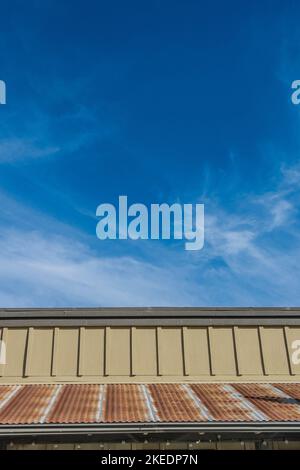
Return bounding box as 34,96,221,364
1,307,300,320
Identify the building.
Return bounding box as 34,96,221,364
1,307,300,450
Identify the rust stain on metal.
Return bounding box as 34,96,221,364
0,385,55,424
190,384,255,422
102,384,149,422
0,385,16,404
148,384,204,422
0,383,300,425
274,383,300,401
233,383,300,422
46,384,100,424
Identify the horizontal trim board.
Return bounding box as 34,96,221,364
2,318,300,327
1,377,300,384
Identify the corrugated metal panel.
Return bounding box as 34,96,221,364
0,385,15,404
190,384,263,422
233,383,300,421
102,384,150,423
275,382,300,400
148,384,205,422
0,385,55,424
1,383,300,425
46,384,100,424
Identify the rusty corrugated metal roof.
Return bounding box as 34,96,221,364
102,384,150,423
1,383,300,425
46,384,100,424
148,384,207,422
0,385,55,424
190,384,266,422
234,383,300,422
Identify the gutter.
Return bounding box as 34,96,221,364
1,422,300,437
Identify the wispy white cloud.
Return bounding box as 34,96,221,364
0,228,196,307
0,78,116,164
0,138,60,163
0,162,300,307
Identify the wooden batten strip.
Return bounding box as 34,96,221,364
104,327,110,376
156,327,163,376
283,326,294,376
51,328,60,377
232,326,241,376
24,327,34,377
207,327,215,376
258,326,267,376
182,327,190,376
78,327,86,376
131,327,136,376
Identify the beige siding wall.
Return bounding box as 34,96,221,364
209,327,237,375
79,327,105,376
158,327,184,376
285,327,300,375
0,325,299,382
53,328,79,376
27,328,53,377
2,328,28,377
183,327,210,376
234,327,263,375
132,327,157,376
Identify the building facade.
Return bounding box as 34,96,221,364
1,307,300,450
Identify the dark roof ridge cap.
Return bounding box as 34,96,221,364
0,307,300,319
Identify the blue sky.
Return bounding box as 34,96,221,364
0,0,300,306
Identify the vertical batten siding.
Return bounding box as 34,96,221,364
156,327,163,376
283,326,293,376
78,327,86,376
131,327,137,376
0,324,299,381
232,327,240,376
130,327,133,377
24,327,34,377
258,326,267,376
182,327,189,376
259,327,290,375
51,328,59,377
